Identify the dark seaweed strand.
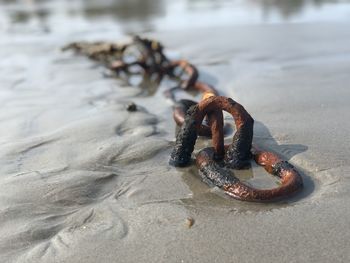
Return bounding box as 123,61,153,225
169,105,199,167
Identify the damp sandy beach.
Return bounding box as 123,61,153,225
1,0,350,262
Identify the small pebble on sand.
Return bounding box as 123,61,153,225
185,217,195,228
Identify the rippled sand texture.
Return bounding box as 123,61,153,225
1,0,350,262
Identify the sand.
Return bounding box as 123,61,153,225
1,1,350,262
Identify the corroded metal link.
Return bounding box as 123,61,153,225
196,96,254,169
193,96,303,201
173,99,212,137
168,64,217,94
166,60,199,90
164,81,217,105
110,60,145,72
108,37,170,74
65,36,171,75
132,36,170,73
62,41,128,66
169,105,199,167
64,36,304,202
194,81,218,95
64,36,212,109
196,146,303,202
207,110,224,159
173,99,197,127
169,96,253,168
171,95,303,201
166,82,218,135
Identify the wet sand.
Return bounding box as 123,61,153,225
1,1,350,262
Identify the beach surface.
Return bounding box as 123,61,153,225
0,0,350,262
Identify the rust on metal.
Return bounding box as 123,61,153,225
171,95,303,201
64,36,304,202
196,146,303,202
169,96,254,168
196,96,254,168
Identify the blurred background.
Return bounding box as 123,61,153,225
1,0,350,36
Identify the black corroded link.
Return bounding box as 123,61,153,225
172,99,197,126
196,147,303,202
169,105,199,167
224,122,254,169
172,99,212,137
196,148,239,187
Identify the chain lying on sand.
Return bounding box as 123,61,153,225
64,36,303,202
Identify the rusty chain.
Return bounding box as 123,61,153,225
64,36,303,202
